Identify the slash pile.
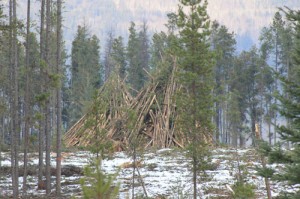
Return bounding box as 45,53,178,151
64,63,212,150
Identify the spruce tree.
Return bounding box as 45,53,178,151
269,8,300,198
23,0,31,195
103,31,114,81
111,36,126,79
259,11,294,145
69,25,101,126
137,21,150,81
56,0,63,194
127,22,142,93
175,0,214,198
210,21,236,144
10,0,20,196
229,47,266,146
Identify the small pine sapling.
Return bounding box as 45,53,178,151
231,149,256,199
80,158,120,199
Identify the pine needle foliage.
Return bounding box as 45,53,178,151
174,0,215,198
265,8,300,198
80,158,120,199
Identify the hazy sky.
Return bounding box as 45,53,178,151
6,0,300,52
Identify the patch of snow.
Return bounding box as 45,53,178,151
1,148,299,198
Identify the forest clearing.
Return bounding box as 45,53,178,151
1,148,299,198
0,0,300,198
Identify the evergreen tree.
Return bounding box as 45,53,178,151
55,0,63,194
259,27,276,145
228,54,248,146
111,36,126,79
69,25,101,126
127,22,140,93
175,0,214,198
0,2,5,30
150,31,170,73
10,0,20,196
210,21,236,144
230,47,264,146
269,8,300,198
149,27,180,90
0,3,10,151
137,21,150,80
23,0,31,195
103,31,114,81
260,11,294,144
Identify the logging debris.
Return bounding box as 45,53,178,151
64,64,212,150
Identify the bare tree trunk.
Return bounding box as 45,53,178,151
45,0,52,194
0,116,3,168
274,34,278,145
239,134,245,147
45,100,51,194
56,0,62,195
215,102,220,143
11,0,19,197
23,0,31,196
192,156,197,199
192,80,197,199
232,128,238,147
255,124,272,199
132,146,136,199
38,0,45,189
38,119,44,188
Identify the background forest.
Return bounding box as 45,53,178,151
0,0,300,198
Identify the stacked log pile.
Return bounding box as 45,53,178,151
64,64,212,150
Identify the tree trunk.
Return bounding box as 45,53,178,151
255,124,272,199
23,0,31,196
215,102,220,143
0,116,3,168
56,0,62,195
45,0,52,194
191,80,197,199
239,134,245,147
45,100,51,194
132,146,136,199
11,0,19,197
274,34,278,145
38,0,45,189
193,157,197,199
232,128,238,147
38,119,44,188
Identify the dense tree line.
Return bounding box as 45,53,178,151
0,0,64,197
62,4,298,149
0,0,299,197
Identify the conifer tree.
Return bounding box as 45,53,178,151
268,8,300,198
260,11,294,144
150,32,169,72
111,36,126,79
104,31,114,81
69,25,101,126
210,21,236,144
10,0,20,196
175,0,214,198
23,0,31,195
138,21,150,80
56,0,63,195
230,47,265,146
127,22,143,93
37,0,46,190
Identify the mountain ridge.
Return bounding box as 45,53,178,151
5,0,300,52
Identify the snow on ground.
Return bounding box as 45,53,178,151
0,148,299,198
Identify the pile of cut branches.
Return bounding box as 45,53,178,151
64,63,212,150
